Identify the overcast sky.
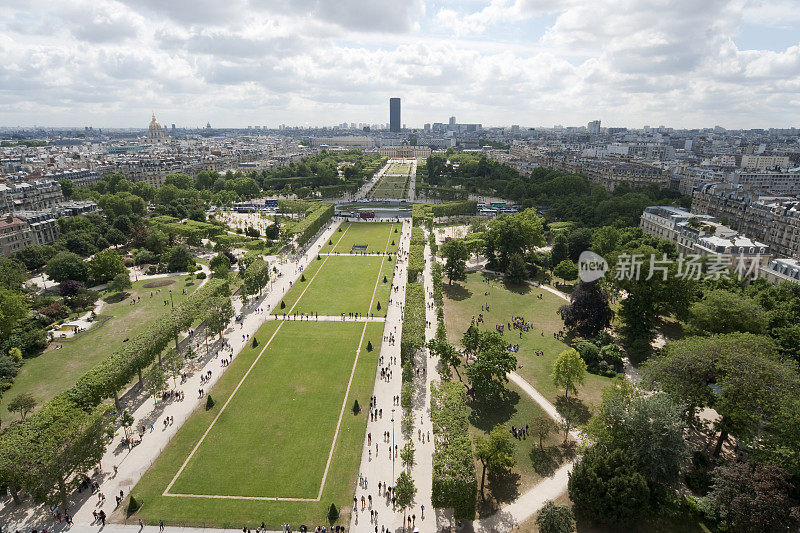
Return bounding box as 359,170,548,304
1,0,799,129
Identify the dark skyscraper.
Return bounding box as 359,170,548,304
389,97,401,132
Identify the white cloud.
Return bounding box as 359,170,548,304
0,0,798,128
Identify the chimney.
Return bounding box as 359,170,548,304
6,215,12,223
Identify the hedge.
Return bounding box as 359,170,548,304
431,200,477,217
67,278,231,409
408,244,425,283
412,204,433,228
401,282,425,366
432,261,443,308
431,381,477,520
291,203,334,246
410,227,426,245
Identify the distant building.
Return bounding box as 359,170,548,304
378,145,431,158
588,120,601,134
762,257,800,285
640,205,770,270
449,116,456,126
148,113,166,143
390,98,401,132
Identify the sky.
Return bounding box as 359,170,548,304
1,0,799,129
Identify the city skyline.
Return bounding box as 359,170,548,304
1,0,800,129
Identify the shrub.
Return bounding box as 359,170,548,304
327,503,339,523
376,302,381,311
196,272,206,279
352,399,361,414
252,337,259,348
301,274,306,282
383,275,388,283
367,340,373,351
280,300,286,309
126,496,141,516
205,395,215,410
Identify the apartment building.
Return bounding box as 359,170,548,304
729,169,800,194
691,182,800,258
0,215,32,256
740,154,791,170
640,205,770,270
761,258,800,285
0,179,64,213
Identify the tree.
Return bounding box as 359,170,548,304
205,296,234,354
205,395,215,410
440,239,469,285
552,259,578,283
585,386,687,492
0,258,27,291
401,440,415,471
144,364,167,406
531,416,557,449
551,349,587,400
210,252,231,278
704,461,800,532
0,288,28,338
483,208,545,270
0,399,113,510
463,330,517,401
427,337,461,381
536,501,575,533
108,272,132,293
550,233,569,267
567,227,593,262
7,393,36,420
504,252,528,284
568,445,650,526
327,503,339,524
558,281,613,338
88,249,126,285
166,245,193,272
687,289,767,335
474,424,515,497
59,279,85,297
120,409,135,444
394,471,417,531
59,178,75,198
642,333,798,457
162,348,184,387
105,227,127,247
46,251,88,283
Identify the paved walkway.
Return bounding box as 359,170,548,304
349,221,412,533
269,315,386,322
0,219,346,532
410,236,445,532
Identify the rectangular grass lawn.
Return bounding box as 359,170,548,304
129,320,383,527
168,321,370,498
276,256,392,317
320,222,400,255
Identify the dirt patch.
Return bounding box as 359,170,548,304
142,279,175,288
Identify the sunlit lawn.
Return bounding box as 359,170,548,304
0,274,198,418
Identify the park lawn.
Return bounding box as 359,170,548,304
126,320,384,528
442,272,613,411
0,274,198,417
319,222,399,255
276,256,391,317
465,380,570,517
368,173,409,200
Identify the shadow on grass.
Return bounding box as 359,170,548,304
555,396,592,425
443,283,472,301
529,444,565,477
487,469,521,504
502,280,531,295
103,291,129,303
468,390,520,432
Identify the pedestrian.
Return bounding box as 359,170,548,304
160,519,165,532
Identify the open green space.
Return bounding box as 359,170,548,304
319,221,399,255
466,380,569,517
442,271,613,410
169,321,376,498
368,174,410,199
0,274,198,417
128,320,383,527
385,162,412,175
276,256,392,317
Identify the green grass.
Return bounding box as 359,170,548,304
0,275,198,417
276,256,392,317
319,222,400,255
467,381,570,517
368,172,410,200
442,272,613,410
128,320,384,528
